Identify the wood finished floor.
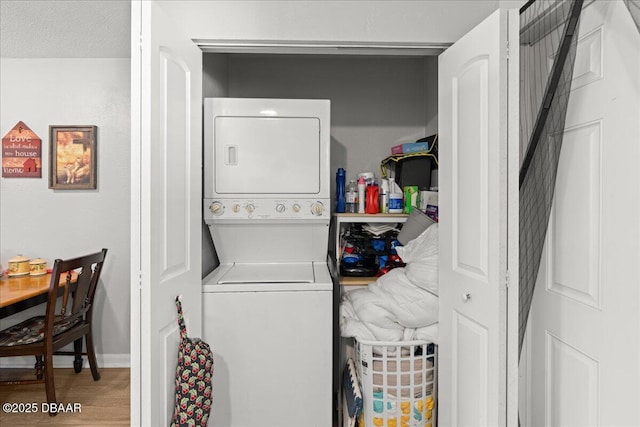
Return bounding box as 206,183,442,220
0,368,129,426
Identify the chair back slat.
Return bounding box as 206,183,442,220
44,249,108,341
72,265,93,315
60,272,73,316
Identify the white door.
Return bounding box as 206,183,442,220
521,1,640,426
131,1,203,426
438,9,519,426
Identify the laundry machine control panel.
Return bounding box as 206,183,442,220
205,198,329,221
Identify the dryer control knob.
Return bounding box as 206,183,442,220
209,201,224,215
232,204,241,213
292,203,301,213
311,202,325,216
275,203,286,213
246,204,255,213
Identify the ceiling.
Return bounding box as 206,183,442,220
0,0,530,59
0,0,131,58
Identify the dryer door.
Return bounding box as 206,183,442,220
214,116,321,194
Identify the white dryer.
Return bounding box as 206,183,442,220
202,98,333,427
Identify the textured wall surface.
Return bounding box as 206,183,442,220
0,58,131,366
0,0,131,58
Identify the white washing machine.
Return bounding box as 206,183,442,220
202,98,333,427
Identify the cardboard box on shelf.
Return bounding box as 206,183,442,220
391,141,431,155
390,134,437,155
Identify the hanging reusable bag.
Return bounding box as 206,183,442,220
170,296,214,426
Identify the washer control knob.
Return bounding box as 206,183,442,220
292,203,301,213
246,204,255,213
275,203,286,213
209,201,224,216
232,204,241,213
311,202,325,216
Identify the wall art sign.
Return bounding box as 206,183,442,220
2,121,42,178
49,125,97,190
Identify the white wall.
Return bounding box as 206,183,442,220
223,54,436,181
163,1,502,45
0,58,131,367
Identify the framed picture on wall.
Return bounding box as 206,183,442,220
49,125,97,190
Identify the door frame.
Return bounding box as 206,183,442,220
130,11,521,424
130,2,142,425
507,9,520,424
131,37,449,426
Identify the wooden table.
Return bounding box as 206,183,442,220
0,272,77,319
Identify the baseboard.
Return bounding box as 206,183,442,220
0,353,130,369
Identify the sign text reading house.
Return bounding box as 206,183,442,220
2,121,42,178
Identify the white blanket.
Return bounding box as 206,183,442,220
340,224,439,344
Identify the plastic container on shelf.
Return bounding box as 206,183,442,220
380,179,389,213
365,184,379,214
346,180,358,213
403,186,419,214
389,176,402,194
389,193,403,214
357,177,366,213
356,339,437,427
336,168,346,213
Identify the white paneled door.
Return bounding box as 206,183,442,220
131,1,203,426
523,1,640,426
438,9,519,427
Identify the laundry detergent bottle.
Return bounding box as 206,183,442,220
365,183,379,214
336,168,346,213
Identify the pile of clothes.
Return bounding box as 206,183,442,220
340,223,439,344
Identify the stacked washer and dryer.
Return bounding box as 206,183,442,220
202,98,334,427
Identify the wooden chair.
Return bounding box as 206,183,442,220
0,249,108,411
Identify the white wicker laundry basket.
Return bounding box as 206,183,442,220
356,339,437,427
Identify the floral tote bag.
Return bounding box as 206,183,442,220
170,296,214,426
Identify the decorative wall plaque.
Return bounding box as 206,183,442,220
1,121,42,178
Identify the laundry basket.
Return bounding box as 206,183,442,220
356,339,437,427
